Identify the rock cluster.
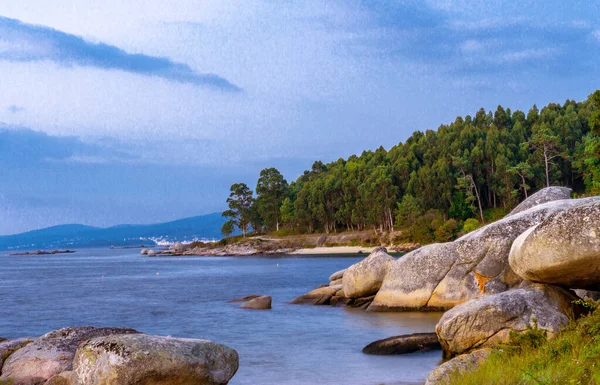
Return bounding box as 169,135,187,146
0,326,239,385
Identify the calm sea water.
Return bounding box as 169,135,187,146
0,248,443,385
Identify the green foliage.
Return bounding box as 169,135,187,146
224,91,600,243
435,219,459,242
221,220,234,237
446,304,600,385
255,168,289,232
222,182,254,237
462,218,481,233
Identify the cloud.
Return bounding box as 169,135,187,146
0,125,137,165
7,105,24,113
591,29,600,42
0,16,241,91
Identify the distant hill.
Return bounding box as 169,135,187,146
0,213,227,250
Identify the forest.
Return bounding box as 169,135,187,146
222,90,600,244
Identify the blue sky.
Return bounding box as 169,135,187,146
0,0,599,234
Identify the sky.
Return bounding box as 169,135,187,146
1,0,599,235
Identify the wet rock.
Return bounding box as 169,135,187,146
370,196,600,311
362,333,440,355
0,327,138,383
228,295,261,303
436,284,578,357
425,348,491,385
509,201,600,290
140,249,148,255
342,247,394,298
240,296,272,310
146,250,156,256
72,334,239,385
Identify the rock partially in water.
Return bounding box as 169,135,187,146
436,284,578,357
72,334,239,385
370,196,600,311
362,333,440,355
509,201,600,290
140,249,149,255
228,294,262,303
342,247,394,298
329,278,343,286
0,326,138,383
240,296,272,310
425,348,491,385
291,286,339,305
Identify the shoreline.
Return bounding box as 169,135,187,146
288,246,378,255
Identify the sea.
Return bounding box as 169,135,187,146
0,248,443,385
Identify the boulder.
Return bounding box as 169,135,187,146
140,249,148,255
329,296,351,307
329,278,343,286
436,284,578,357
291,286,339,305
342,247,394,298
228,294,261,303
362,333,440,355
240,296,272,310
509,201,600,290
574,289,600,301
369,196,600,311
72,334,239,385
425,348,491,385
45,371,75,385
0,327,138,383
147,250,156,256
171,242,185,253
0,338,35,370
508,186,572,216
329,268,346,282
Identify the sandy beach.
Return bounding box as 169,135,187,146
288,246,378,255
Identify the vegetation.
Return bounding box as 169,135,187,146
223,91,600,240
446,301,600,385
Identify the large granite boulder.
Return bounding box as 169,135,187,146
369,196,600,311
0,338,35,371
425,348,491,385
436,284,578,357
171,242,185,253
329,268,346,282
508,186,572,216
0,327,138,383
291,286,339,305
342,247,394,298
509,201,600,290
362,333,440,355
240,295,272,310
72,334,239,385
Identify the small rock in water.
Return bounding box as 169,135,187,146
240,296,272,310
362,333,440,355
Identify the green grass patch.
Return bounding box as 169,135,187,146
446,301,600,385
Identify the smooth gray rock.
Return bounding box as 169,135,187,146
508,186,572,216
436,284,578,357
0,327,138,383
509,201,600,290
574,289,600,301
329,268,346,282
171,242,185,253
342,247,394,298
425,348,491,385
72,334,239,385
240,296,272,310
370,197,600,311
362,333,440,355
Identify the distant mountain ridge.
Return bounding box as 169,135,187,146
0,213,227,250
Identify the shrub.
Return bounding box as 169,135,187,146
462,218,481,234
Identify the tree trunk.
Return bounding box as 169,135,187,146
471,176,485,223
544,146,550,187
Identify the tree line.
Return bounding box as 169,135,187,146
222,91,600,243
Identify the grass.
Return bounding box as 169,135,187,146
446,300,600,385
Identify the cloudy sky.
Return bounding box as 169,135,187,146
1,0,599,234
